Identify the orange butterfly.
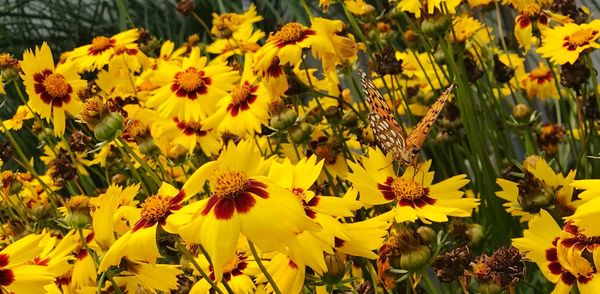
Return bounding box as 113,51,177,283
358,69,456,165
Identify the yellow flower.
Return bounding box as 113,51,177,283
348,147,478,224
513,210,600,293
204,54,274,137
565,179,600,235
147,47,239,121
254,22,317,76
0,233,56,293
67,29,147,71
98,182,185,272
520,62,559,100
344,0,375,16
20,42,85,135
210,4,263,38
397,0,461,18
113,260,183,293
172,139,319,281
267,156,364,273
151,115,222,155
468,0,493,7
537,20,600,65
496,156,577,222
311,18,359,73
256,254,304,294
451,14,492,46
190,240,260,294
1,105,34,132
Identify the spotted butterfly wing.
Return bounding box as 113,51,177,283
358,70,406,159
406,84,455,150
359,69,455,164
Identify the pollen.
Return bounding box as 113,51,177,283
42,73,70,98
391,177,427,201
231,82,252,106
90,36,112,52
176,68,205,92
65,195,91,211
213,170,249,198
272,22,306,44
522,3,541,17
140,195,172,223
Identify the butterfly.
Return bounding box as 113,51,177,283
358,69,456,165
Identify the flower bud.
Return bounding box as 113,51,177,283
270,108,298,130
288,122,313,144
512,103,531,120
94,112,124,142
420,19,436,37
433,15,452,34
321,253,346,284
417,226,437,244
403,29,419,47
466,223,485,246
398,245,431,271
64,195,92,229
341,111,358,127
138,137,159,156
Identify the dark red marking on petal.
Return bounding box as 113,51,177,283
202,195,220,216
0,254,9,267
233,192,256,215
0,268,15,287
547,261,563,275
546,248,558,262
213,197,236,220
334,237,345,248
561,272,576,285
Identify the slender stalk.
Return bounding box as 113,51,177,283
248,240,281,294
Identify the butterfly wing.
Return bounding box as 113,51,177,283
358,70,407,156
406,84,456,149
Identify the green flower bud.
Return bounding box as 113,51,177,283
94,112,124,141
270,108,298,130
288,122,313,144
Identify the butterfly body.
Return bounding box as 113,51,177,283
359,69,455,165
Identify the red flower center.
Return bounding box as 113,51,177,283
132,190,185,232
563,28,599,51
173,117,209,136
172,67,212,100
227,81,258,117
88,36,115,55
378,176,435,208
202,171,269,220
33,70,73,108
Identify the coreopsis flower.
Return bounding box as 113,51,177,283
113,260,183,293
210,4,263,39
254,22,317,75
513,210,600,293
151,115,222,155
257,254,304,294
95,66,136,100
91,184,140,250
20,42,86,135
34,231,79,277
267,156,362,272
190,241,260,294
347,147,478,224
0,233,56,293
67,29,147,71
344,0,376,16
537,20,600,64
98,182,185,272
311,18,359,73
450,14,493,46
496,156,576,222
520,62,559,100
203,54,274,137
1,105,33,132
172,139,319,281
207,4,264,60
396,0,461,18
565,179,600,235
147,47,239,121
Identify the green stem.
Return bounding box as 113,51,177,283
177,242,227,294
248,240,281,294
